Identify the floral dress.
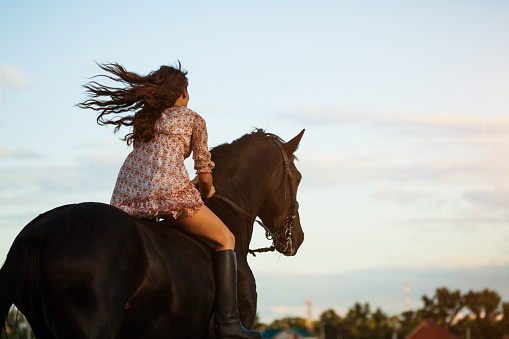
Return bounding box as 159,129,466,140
110,106,215,219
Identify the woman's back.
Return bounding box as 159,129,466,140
111,106,213,220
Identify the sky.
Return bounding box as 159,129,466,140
1,0,509,324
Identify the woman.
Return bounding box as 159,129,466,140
79,62,261,339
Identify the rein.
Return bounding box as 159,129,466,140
212,194,276,256
212,139,298,257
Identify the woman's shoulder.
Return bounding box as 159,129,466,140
162,106,202,119
176,107,206,125
157,106,205,132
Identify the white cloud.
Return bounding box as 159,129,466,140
296,106,509,196
433,257,507,269
400,211,509,233
0,64,34,89
462,187,509,209
0,146,42,159
269,305,307,318
299,150,506,187
290,108,509,137
0,161,117,197
76,139,128,149
371,188,434,204
0,149,122,223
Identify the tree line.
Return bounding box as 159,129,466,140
3,286,508,338
253,287,509,339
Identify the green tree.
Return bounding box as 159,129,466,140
251,313,265,331
398,310,423,337
320,308,342,325
421,287,464,327
371,308,391,339
344,302,371,339
267,316,308,330
500,302,509,336
265,286,509,339
319,309,343,339
464,289,503,339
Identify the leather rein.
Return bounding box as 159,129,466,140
212,139,299,256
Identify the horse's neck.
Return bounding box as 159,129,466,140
214,150,271,217
217,177,265,254
213,144,276,255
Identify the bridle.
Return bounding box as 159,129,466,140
213,140,298,256
212,139,299,256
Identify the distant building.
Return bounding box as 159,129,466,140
262,328,318,339
406,319,459,339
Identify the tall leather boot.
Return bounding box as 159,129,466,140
214,250,262,339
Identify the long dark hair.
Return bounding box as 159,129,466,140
78,62,188,145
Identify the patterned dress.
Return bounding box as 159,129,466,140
110,106,215,219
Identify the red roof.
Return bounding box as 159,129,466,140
406,319,458,339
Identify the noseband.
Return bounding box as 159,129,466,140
213,139,299,256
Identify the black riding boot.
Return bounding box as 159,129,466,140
214,250,262,339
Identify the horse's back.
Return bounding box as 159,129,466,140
11,202,214,338
31,203,143,337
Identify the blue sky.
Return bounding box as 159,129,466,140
1,0,509,323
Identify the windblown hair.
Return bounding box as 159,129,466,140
78,62,188,145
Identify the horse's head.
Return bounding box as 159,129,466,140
209,129,305,257
257,129,305,256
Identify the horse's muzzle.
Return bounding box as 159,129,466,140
280,238,299,256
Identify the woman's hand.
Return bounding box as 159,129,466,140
192,173,215,199
203,185,215,199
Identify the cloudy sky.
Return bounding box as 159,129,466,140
1,0,509,323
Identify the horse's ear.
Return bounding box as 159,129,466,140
284,129,305,155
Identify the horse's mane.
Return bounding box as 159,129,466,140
210,128,284,160
209,129,285,191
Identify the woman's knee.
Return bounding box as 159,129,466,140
217,228,235,251
214,226,235,252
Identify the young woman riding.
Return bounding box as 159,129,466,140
79,62,261,339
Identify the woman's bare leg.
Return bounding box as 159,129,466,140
166,205,261,338
168,205,235,252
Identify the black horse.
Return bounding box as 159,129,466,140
0,129,305,339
